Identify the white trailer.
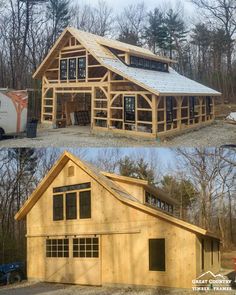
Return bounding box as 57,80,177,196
0,89,28,139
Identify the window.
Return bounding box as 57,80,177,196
189,96,195,119
69,58,76,80
46,239,69,257
78,57,86,79
201,239,205,270
145,191,174,214
166,97,174,123
130,55,168,72
73,237,99,258
149,239,165,271
53,183,91,193
206,96,212,115
60,59,68,80
79,191,91,219
124,96,135,122
53,194,63,221
66,192,77,220
217,241,220,262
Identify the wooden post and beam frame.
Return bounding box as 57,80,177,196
40,37,216,137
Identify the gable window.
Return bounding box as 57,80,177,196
66,192,77,220
166,97,174,123
69,58,76,80
73,237,99,258
124,96,135,123
149,239,165,271
78,57,86,79
46,239,69,257
206,96,212,115
189,96,195,119
79,191,91,219
53,194,63,221
60,59,68,80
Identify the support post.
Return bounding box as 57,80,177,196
152,94,157,136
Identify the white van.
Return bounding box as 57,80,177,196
0,89,28,139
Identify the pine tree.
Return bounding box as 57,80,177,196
46,0,70,43
144,9,168,54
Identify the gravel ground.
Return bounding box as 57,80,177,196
0,120,235,148
0,282,235,295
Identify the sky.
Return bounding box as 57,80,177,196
73,0,195,14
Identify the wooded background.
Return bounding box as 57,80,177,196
0,147,235,264
0,0,235,102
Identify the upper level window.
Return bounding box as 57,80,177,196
66,192,77,220
145,191,173,214
53,194,63,221
53,183,91,193
79,191,91,219
78,57,86,79
60,57,86,81
130,55,168,72
69,58,76,80
53,183,91,221
60,60,68,80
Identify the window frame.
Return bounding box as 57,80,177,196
46,238,69,258
149,238,166,271
60,59,68,81
66,192,77,220
53,194,64,221
166,96,174,123
79,190,91,219
124,96,136,123
73,237,99,258
69,58,77,80
78,57,86,79
52,183,91,221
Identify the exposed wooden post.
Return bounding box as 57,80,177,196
164,97,167,132
199,97,203,123
212,97,215,120
107,71,112,128
52,87,57,125
86,50,89,83
91,86,95,129
177,97,183,130
152,94,157,136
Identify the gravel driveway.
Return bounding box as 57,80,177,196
0,120,235,148
0,282,235,295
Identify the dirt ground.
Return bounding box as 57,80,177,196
0,282,235,295
0,120,235,148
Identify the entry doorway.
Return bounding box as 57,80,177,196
56,93,92,128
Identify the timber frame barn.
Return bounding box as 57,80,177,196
15,152,220,288
33,27,221,138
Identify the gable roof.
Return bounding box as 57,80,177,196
33,28,221,97
15,151,219,240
